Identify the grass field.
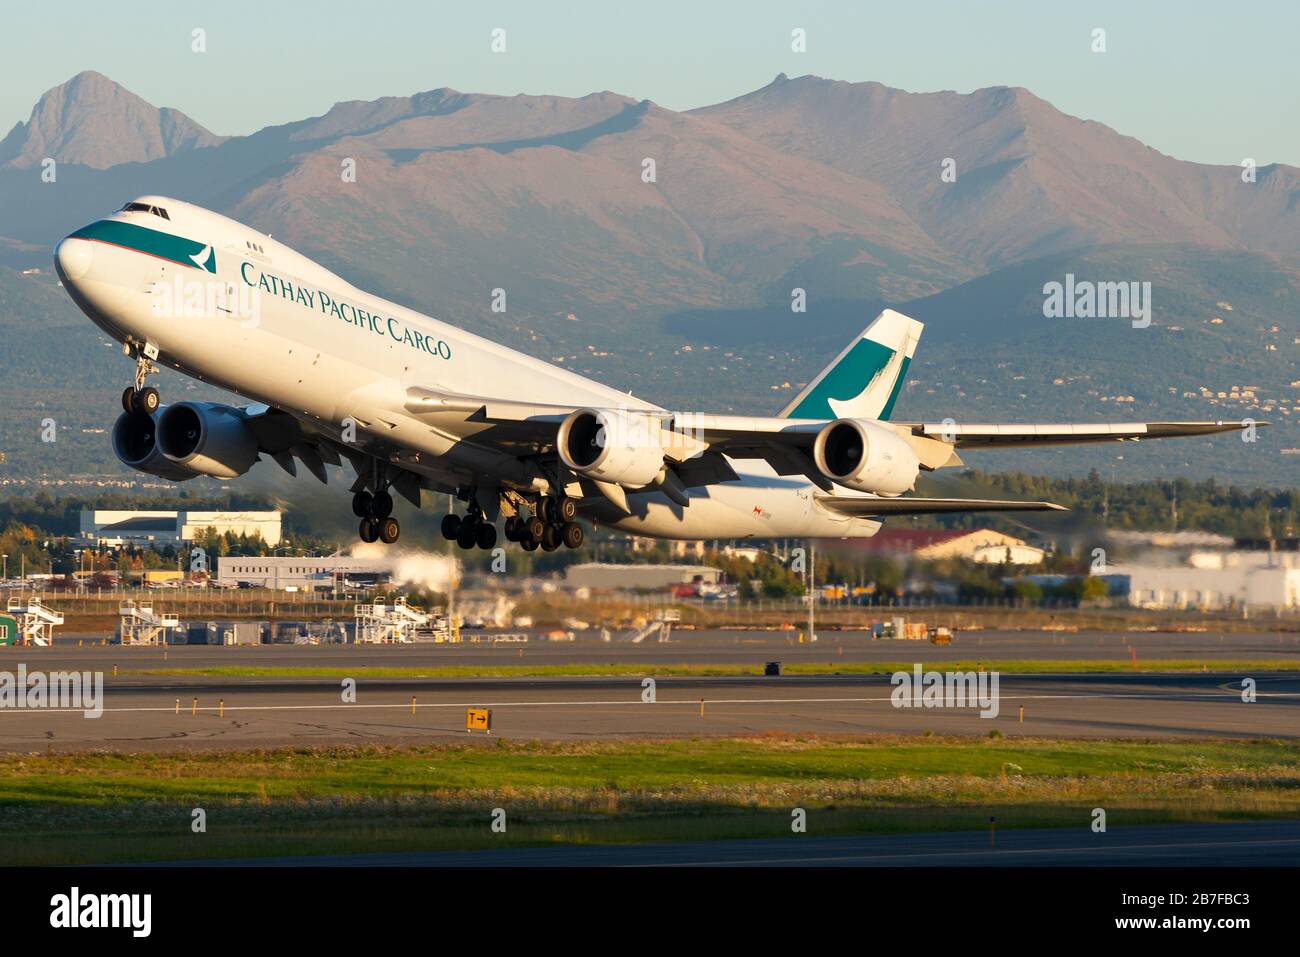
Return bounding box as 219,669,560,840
125,659,1300,679
3,735,1298,865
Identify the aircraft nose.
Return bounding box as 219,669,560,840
54,236,94,282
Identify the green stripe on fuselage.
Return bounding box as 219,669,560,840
71,220,215,273
788,337,897,420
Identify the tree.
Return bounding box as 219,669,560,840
1009,580,1043,604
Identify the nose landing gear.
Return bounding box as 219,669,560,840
122,342,161,414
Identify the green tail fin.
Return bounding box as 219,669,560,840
779,309,923,421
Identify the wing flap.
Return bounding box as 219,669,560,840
672,451,740,488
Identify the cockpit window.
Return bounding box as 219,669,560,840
119,202,170,220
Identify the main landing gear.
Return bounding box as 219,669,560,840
354,487,400,544
439,496,583,552
121,343,161,414
439,509,497,550
498,496,583,552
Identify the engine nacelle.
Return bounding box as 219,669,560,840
111,409,201,481
557,408,666,487
157,401,259,480
812,418,921,496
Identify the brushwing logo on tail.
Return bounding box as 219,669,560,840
780,309,922,422
785,338,901,420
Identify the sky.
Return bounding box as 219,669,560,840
2,0,1297,167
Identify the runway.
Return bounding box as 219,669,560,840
1,669,1295,752
47,626,1300,668
179,819,1300,867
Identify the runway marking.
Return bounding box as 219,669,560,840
2,689,1298,716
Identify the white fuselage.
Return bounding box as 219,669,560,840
54,196,879,541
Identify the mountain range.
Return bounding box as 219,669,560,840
0,70,1296,488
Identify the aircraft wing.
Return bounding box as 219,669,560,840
667,416,1254,450
815,495,1068,517
897,420,1253,449
403,388,1256,489
419,401,1250,451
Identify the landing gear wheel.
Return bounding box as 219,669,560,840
378,517,400,544
456,523,478,550
541,525,562,551
441,513,462,540
562,522,584,549
137,386,160,414
557,497,577,522
122,387,137,414
359,517,380,543
520,535,539,552
371,490,393,519
475,523,497,550
526,516,547,540
538,498,555,523
352,491,373,518
504,517,521,542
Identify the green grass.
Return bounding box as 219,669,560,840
126,659,1300,679
2,736,1298,864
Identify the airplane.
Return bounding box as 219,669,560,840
53,196,1252,552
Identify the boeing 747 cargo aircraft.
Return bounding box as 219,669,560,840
54,197,1251,551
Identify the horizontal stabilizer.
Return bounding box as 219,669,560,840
817,495,1068,518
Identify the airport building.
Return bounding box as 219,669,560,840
565,563,723,590
79,510,283,548
216,555,395,590
626,536,707,559
1106,530,1236,550
1109,551,1300,610
853,529,1045,564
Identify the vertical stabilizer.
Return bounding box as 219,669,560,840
779,309,923,421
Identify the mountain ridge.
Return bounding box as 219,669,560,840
0,70,225,170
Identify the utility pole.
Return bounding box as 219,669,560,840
446,539,460,641
806,539,816,643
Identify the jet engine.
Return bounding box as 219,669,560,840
157,401,260,480
557,408,666,487
111,409,201,481
812,418,921,496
